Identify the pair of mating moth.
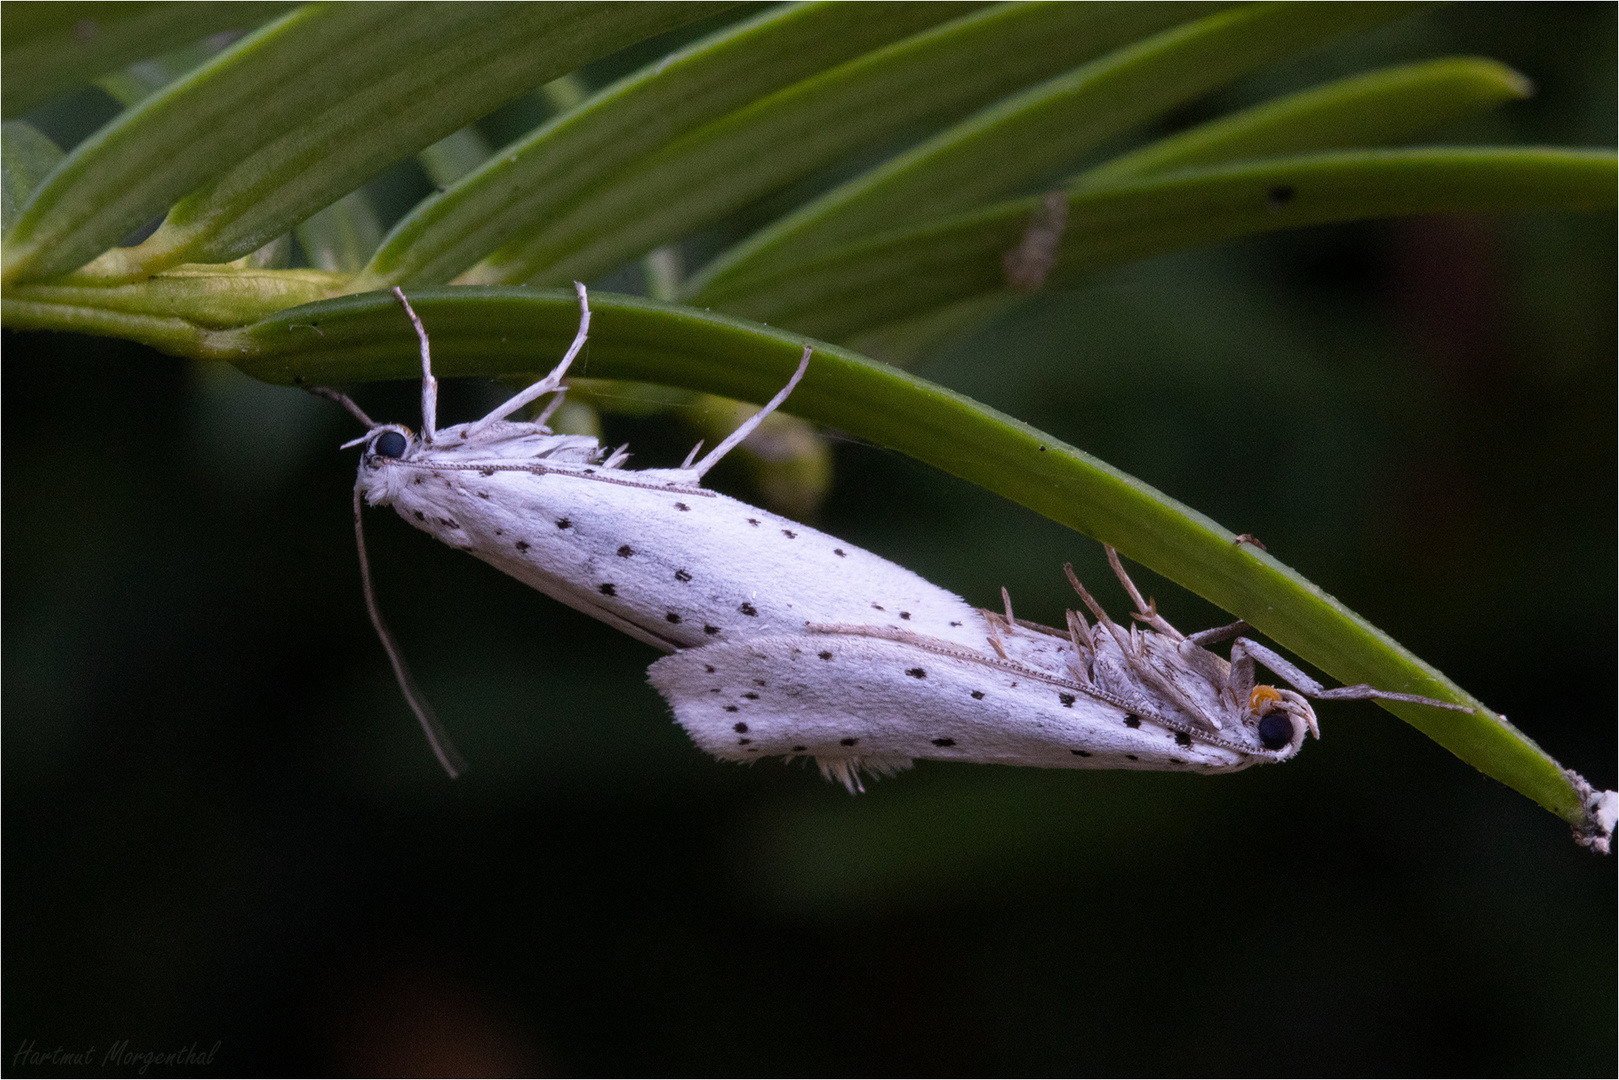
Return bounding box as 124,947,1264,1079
317,285,1463,789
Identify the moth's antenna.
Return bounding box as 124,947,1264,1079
392,287,437,442
307,386,378,429
352,487,468,778
689,344,813,479
471,281,592,434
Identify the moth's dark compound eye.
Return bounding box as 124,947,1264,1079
1257,711,1295,751
372,431,408,458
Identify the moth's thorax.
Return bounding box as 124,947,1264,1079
357,421,605,503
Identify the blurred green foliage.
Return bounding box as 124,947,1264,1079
3,3,1614,1074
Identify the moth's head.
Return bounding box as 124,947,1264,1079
351,424,417,502
1249,685,1317,757
360,425,415,462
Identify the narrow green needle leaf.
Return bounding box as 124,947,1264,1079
698,148,1618,340
2,122,65,232
687,1,1417,298
3,2,734,285
179,287,1606,844
1075,57,1533,187
362,1,979,288
459,1,1222,287
1,1,293,118
294,191,384,274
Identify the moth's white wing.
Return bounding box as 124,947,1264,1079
375,459,989,652
649,634,1263,781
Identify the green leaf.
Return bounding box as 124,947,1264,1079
176,286,1602,840
1073,57,1533,187
697,148,1619,339
2,2,736,285
688,1,1418,297
456,1,1221,287
360,1,983,288
92,35,237,107
416,126,494,190
3,264,343,340
293,190,383,274
0,1,293,118
2,121,65,232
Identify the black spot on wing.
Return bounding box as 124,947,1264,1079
899,612,911,620
665,612,681,624
1071,749,1092,757
515,540,530,551
834,548,846,557
675,569,692,582
1174,731,1192,748
556,518,572,529
970,690,985,700
906,668,925,678
1059,693,1075,707
617,544,635,557
818,651,833,660
724,706,739,713
733,722,749,733
782,529,796,538
599,583,616,596
742,692,759,700
739,602,758,617
675,502,690,511
840,737,858,746
1124,714,1141,729
704,625,720,636
932,738,955,747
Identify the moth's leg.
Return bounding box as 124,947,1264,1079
1104,546,1183,640
1064,610,1094,685
688,344,813,478
470,282,592,434
1001,587,1016,626
1227,636,1259,706
1064,563,1134,657
678,439,706,469
1234,637,1472,712
1187,619,1251,647
391,287,438,441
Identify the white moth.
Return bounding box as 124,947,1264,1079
318,285,1466,785
650,547,1468,791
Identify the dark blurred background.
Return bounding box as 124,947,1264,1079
5,5,1614,1076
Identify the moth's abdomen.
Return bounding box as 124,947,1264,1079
649,634,1259,781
